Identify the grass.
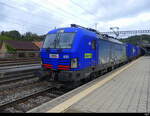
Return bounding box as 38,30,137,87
0,35,13,40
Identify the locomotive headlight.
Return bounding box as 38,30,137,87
71,58,78,68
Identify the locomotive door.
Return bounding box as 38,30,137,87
91,39,97,67
83,38,97,69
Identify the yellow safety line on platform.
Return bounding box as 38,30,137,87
47,58,141,113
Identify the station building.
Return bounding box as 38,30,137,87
32,41,43,49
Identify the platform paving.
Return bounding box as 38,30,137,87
65,56,150,113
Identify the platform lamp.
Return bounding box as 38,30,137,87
110,27,119,39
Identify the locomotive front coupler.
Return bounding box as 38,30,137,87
48,70,59,81
35,66,58,81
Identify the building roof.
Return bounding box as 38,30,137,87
33,41,43,48
4,40,39,51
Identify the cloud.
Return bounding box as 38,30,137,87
0,1,10,21
92,0,150,21
0,0,150,35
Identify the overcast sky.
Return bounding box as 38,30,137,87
0,0,150,35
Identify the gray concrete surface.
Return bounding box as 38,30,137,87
66,56,150,113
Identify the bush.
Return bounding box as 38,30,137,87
5,44,16,53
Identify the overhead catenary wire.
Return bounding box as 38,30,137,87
0,17,49,34
70,0,95,16
0,14,51,29
0,0,98,34
7,0,91,25
0,2,66,30
0,2,61,33
70,0,109,30
69,0,101,29
0,1,91,29
31,0,92,24
0,1,56,33
0,1,54,25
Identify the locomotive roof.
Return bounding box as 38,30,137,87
47,27,124,45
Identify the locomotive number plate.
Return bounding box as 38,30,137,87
50,54,59,58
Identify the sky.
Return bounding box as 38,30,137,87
0,0,150,35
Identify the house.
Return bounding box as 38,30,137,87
0,40,40,58
33,41,43,48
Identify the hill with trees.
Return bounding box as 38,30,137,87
120,34,150,45
0,30,45,41
1,30,150,45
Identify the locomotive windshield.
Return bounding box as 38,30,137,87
43,32,75,49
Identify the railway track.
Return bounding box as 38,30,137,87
0,66,119,113
0,64,67,113
0,58,119,113
0,70,38,87
0,81,66,113
0,63,42,89
0,59,40,67
0,64,40,72
0,57,40,62
0,63,115,113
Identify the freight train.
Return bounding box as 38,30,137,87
39,24,144,87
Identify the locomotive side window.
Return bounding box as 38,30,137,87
99,40,111,64
92,40,96,50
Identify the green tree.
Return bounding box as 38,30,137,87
23,32,45,41
0,35,13,40
5,44,16,53
120,34,150,45
1,30,21,40
0,30,45,41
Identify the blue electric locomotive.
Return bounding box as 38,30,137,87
40,24,127,83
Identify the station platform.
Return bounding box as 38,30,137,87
28,56,150,113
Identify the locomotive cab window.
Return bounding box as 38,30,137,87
43,32,75,49
92,40,96,50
